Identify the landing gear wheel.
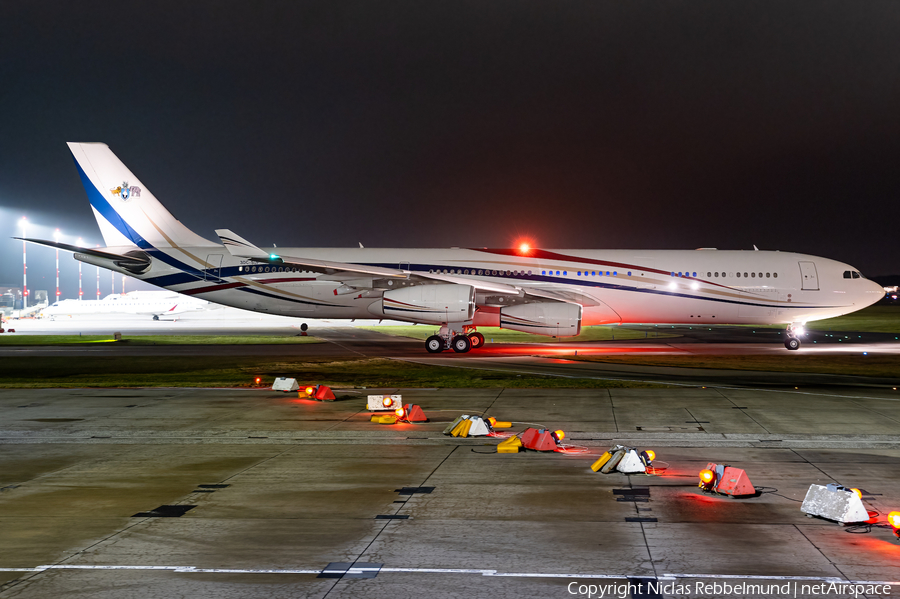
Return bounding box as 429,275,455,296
300,323,308,332
452,335,471,353
152,315,159,321
425,335,444,353
785,337,801,351
468,332,485,349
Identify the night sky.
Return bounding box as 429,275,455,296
2,2,899,300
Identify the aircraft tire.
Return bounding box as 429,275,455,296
452,335,471,353
784,337,801,351
425,335,444,353
468,332,485,349
152,315,159,321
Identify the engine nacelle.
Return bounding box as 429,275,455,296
369,284,475,324
500,302,582,337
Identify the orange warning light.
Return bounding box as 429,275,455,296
645,450,656,461
382,397,393,407
305,386,315,396
699,469,715,484
552,429,565,441
395,407,405,418
255,377,261,385
488,417,497,426
888,511,900,529
850,488,862,499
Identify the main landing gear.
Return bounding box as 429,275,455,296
784,323,804,351
424,325,484,353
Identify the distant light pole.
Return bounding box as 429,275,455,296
19,217,27,309
77,237,84,300
53,229,61,301
96,245,101,299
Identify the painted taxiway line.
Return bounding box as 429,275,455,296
1,564,896,586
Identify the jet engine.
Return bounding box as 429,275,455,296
500,302,582,337
368,284,475,324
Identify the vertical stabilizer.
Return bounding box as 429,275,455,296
68,142,217,249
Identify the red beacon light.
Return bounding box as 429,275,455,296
254,377,262,386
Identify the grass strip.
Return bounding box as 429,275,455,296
565,354,900,379
0,356,666,389
0,335,323,346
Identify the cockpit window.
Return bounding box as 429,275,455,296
844,270,865,279
852,271,860,279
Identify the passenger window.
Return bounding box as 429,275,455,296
743,272,748,277
773,273,777,278
737,272,741,278
714,272,718,277
766,273,770,278
563,271,567,276
751,272,756,278
627,271,632,276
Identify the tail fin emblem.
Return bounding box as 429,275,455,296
110,181,141,201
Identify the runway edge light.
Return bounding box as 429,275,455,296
801,483,869,523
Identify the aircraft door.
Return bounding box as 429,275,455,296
205,254,223,281
399,261,410,272
798,261,819,290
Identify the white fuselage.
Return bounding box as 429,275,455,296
106,246,884,328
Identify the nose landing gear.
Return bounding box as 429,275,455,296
784,323,805,350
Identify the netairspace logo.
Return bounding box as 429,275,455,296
566,581,894,598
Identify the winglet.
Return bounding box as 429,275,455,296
215,229,269,258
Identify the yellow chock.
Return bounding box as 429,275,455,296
492,421,512,429
372,415,397,424
458,419,473,438
590,451,613,472
497,436,523,453
450,419,468,437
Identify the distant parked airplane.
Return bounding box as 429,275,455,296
41,291,211,320
20,143,885,352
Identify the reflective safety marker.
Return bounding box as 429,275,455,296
592,445,657,475
801,483,870,523
272,377,299,392
497,436,522,453
520,428,560,451
367,395,402,411
301,384,336,401
697,462,756,497
395,404,427,423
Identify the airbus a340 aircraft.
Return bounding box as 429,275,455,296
21,143,884,353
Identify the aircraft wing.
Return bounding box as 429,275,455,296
215,229,521,294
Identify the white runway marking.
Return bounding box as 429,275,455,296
1,564,896,586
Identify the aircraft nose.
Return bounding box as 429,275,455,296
863,280,886,306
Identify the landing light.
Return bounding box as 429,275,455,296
668,282,677,290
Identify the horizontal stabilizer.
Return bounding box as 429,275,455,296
216,229,269,258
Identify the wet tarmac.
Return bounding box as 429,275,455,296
0,386,898,598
